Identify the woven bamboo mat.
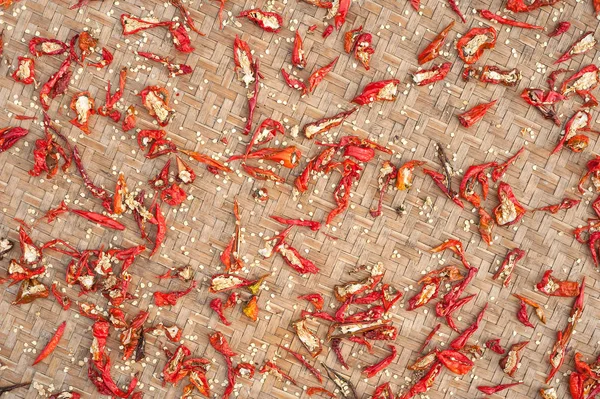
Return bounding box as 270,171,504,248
0,0,599,397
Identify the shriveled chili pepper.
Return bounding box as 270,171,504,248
243,295,259,321
12,56,35,85
450,304,487,350
160,183,186,206
140,85,175,127
369,161,397,217
154,280,196,307
169,22,195,53
230,146,301,168
553,110,599,154
260,360,297,385
419,323,441,353
292,30,307,69
493,248,525,288
485,338,505,354
170,0,204,35
408,280,440,310
298,293,324,310
494,182,526,226
457,100,496,128
513,293,546,323
279,345,323,382
271,215,321,231
120,13,172,35
506,0,559,12
548,21,570,37
331,338,349,369
561,64,600,107
492,146,525,182
13,278,48,305
396,160,426,190
244,59,261,136
362,345,397,378
516,299,535,328
209,273,259,293
72,146,112,211
292,318,322,357
70,209,125,230
352,79,400,105
238,8,283,32
477,382,522,395
281,68,308,94
477,208,495,245
88,47,113,69
163,344,191,386
467,65,522,86
556,31,596,64
210,297,231,325
352,32,375,70
303,108,357,139
499,341,528,377
536,197,580,214
33,321,66,365
412,62,452,86
437,350,473,375
418,21,454,65
478,9,543,29
399,362,442,399
326,159,363,224
423,168,464,208
40,57,72,110
459,161,497,208
0,126,29,153
322,25,334,38
307,386,336,398
322,363,358,398
522,88,565,125
536,270,579,296
234,362,255,379
51,283,71,310
29,37,67,56
456,26,497,64
233,35,256,88
308,56,338,93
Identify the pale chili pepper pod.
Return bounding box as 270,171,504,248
303,108,357,139
140,86,175,127
500,341,528,377
12,57,36,85
120,14,173,36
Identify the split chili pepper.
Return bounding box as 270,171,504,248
536,197,580,213
492,146,525,182
353,33,375,70
561,64,600,107
12,57,35,85
13,278,48,304
398,362,442,399
457,100,496,128
281,68,308,94
493,248,526,288
148,159,170,191
456,26,497,64
120,14,172,35
303,108,357,139
477,382,522,395
412,62,452,86
423,168,464,208
362,345,397,378
322,363,358,398
229,146,301,168
308,56,338,93
209,273,262,293
33,321,66,365
279,345,323,382
536,270,580,296
272,215,321,231
420,324,441,353
450,304,487,350
349,336,373,353
244,118,284,156
292,318,322,357
0,126,29,152
371,382,394,399
418,21,454,65
40,57,72,110
506,0,559,12
243,296,259,321
179,149,232,174
540,387,558,399
161,183,186,206
331,338,349,369
444,0,465,22
556,31,596,64
499,341,528,377
292,31,307,69
485,338,505,354
326,159,363,224
163,345,191,386
352,79,400,105
516,299,535,328
381,283,402,311
437,350,474,375
298,293,324,310
396,160,426,190
548,21,570,37
73,146,112,211
51,283,71,310
344,26,363,53
513,293,546,323
29,122,72,179
69,92,95,134
408,279,440,310
88,47,113,69
154,280,196,307
169,23,195,53
370,161,397,217
478,9,543,29
235,362,255,379
112,172,127,215
459,161,497,208
430,239,472,270
467,65,522,86
237,8,283,32
578,155,600,194
244,59,261,135
322,25,334,38
364,325,398,341
210,297,232,325
233,35,256,88
175,156,195,185
331,0,351,29
170,0,204,35
140,86,175,127
71,31,97,64
260,360,297,385
3,260,45,286
138,51,193,77
333,263,385,302
552,111,600,154
521,89,565,125
478,208,495,245
97,67,127,122
494,182,526,226
29,37,68,57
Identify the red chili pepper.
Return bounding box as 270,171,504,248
412,62,452,86
459,161,497,208
161,183,186,206
418,22,454,65
162,344,191,386
493,248,525,288
561,64,600,107
399,362,442,399
536,270,579,296
170,0,204,35
506,0,559,12
437,350,474,375
556,31,596,64
371,382,394,398
303,108,357,139
281,68,308,94
344,25,363,52
485,338,505,354
210,297,231,325
468,65,522,86
331,338,349,369
88,47,113,69
456,27,497,64
243,118,284,156
0,126,29,153
308,56,338,93
140,86,175,127
548,21,570,37
40,57,72,110
33,321,66,365
169,23,195,53
493,182,526,226
515,298,535,328
513,293,546,323
354,33,375,70
326,159,363,224
457,100,496,127
234,362,255,379
499,341,528,377
536,197,580,214
552,110,599,154
477,382,522,395
272,215,321,231
297,294,325,311
419,324,441,353
209,273,263,293
423,168,464,208
138,51,192,77
409,351,440,371
233,35,256,88
51,283,71,310
12,57,35,85
408,280,440,310
120,14,172,35
230,146,301,168
72,146,111,211
492,146,525,182
260,360,297,385
13,278,48,305
521,88,565,125
362,345,397,378
352,79,400,105
444,0,465,22
364,325,398,341
237,8,283,32
29,37,68,56
292,31,307,69
244,59,261,135
479,9,543,29
307,386,336,397
322,25,334,38
279,345,323,382
369,161,397,217
450,304,487,350
68,92,95,134
179,148,231,174
478,208,495,245
275,239,320,274
154,280,197,307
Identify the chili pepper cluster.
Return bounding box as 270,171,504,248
0,0,600,397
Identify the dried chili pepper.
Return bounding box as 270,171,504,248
499,341,528,377
12,57,35,85
33,321,66,365
322,25,334,38
437,350,473,375
450,304,487,350
0,127,28,153
456,27,497,65
237,8,283,32
494,182,526,226
170,0,204,35
553,110,599,154
408,280,440,310
154,280,196,307
308,57,338,93
457,100,496,128
362,345,397,378
459,161,497,208
72,146,111,211
307,386,336,397
418,21,454,65
399,362,442,399
352,79,400,105
281,68,308,94
279,345,323,382
548,21,570,37
420,324,441,353
243,296,259,321
140,86,175,127
120,14,172,35
396,160,425,190
493,248,525,288
412,62,452,86
260,360,297,385
210,297,232,325
292,31,307,69
244,59,261,136
88,47,113,69
169,23,195,53
69,92,95,134
271,216,321,231
51,283,71,310
521,89,565,125
561,64,600,107
423,168,464,208
536,197,580,214
467,65,522,86
322,363,358,398
160,183,186,206
485,338,505,354
326,159,363,224
477,382,521,395
516,299,535,328
479,9,543,29
230,146,301,168
506,0,559,12
556,31,596,64
536,270,579,296
163,344,191,386
40,57,72,110
298,293,325,310
331,338,349,369
13,277,48,305
292,318,322,357
29,37,67,57
353,33,375,70
478,208,495,245
492,146,525,182
234,362,255,379
303,108,356,139
233,35,256,88
513,293,546,323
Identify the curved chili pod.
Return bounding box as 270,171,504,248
140,86,175,127
457,100,496,128
308,56,338,93
237,8,283,32
493,248,525,288
499,341,528,377
352,79,400,105
437,350,474,375
555,31,596,64
493,182,526,226
412,62,452,86
479,9,543,29
418,21,454,64
33,321,66,365
456,26,497,64
29,37,68,57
